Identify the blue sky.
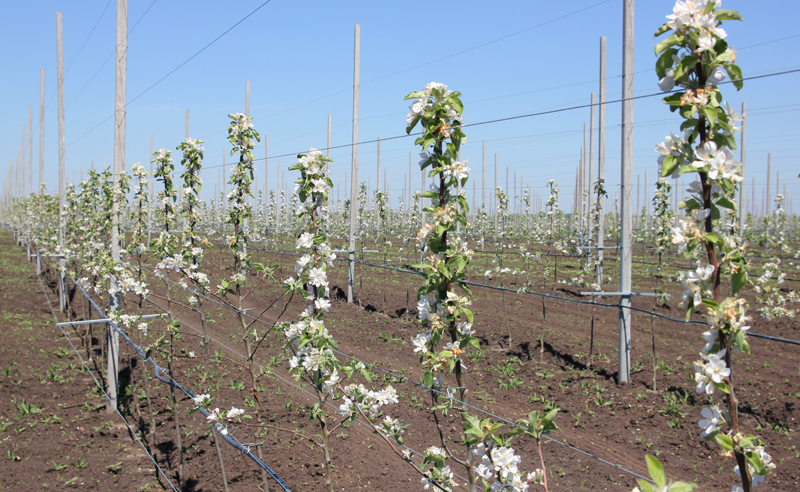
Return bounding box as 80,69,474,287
1,0,798,214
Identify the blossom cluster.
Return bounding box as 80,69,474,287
406,82,461,132
191,393,245,436
338,383,399,419
473,443,537,492
657,0,736,92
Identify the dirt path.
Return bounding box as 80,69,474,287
0,230,161,491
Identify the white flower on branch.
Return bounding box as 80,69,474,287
698,405,724,437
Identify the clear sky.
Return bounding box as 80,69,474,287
1,0,798,214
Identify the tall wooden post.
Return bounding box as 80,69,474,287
57,12,66,312
738,102,746,232
419,153,425,226
618,0,634,384
108,0,127,412
408,147,412,212
347,25,360,303
22,125,26,197
148,132,153,244
494,154,498,225
597,36,607,286
582,122,587,232
765,153,770,219
265,134,269,224
39,68,45,192
588,93,596,236
28,107,32,195
482,141,486,210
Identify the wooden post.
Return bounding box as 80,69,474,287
588,93,595,234
377,137,380,201
148,132,153,244
644,168,648,228
739,102,746,232
618,0,634,384
108,0,127,413
39,68,45,193
265,134,269,225
766,153,770,219
408,146,412,212
482,141,486,210
57,12,66,312
22,125,26,197
419,153,425,226
494,154,498,227
582,122,587,232
597,37,606,287
28,107,32,195
347,25,360,303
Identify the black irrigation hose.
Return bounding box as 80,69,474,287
70,278,292,492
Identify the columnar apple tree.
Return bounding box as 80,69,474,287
655,2,774,491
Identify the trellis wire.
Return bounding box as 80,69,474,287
242,244,800,346
125,264,467,489
137,264,659,484
35,270,179,492
69,279,293,492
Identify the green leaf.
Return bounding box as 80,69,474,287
404,90,425,101
703,232,721,245
656,48,678,79
703,105,717,128
725,63,743,90
715,434,735,451
653,22,672,38
423,371,433,389
715,196,737,210
674,55,698,81
660,155,678,177
715,9,743,21
450,95,464,116
655,34,681,55
732,269,746,295
645,455,667,489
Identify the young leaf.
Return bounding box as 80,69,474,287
715,9,743,21
655,34,681,55
731,269,746,295
645,455,667,489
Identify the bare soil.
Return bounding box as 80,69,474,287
1,229,798,491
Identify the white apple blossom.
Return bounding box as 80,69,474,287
698,405,724,436
412,333,431,353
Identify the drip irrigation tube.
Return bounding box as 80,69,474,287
137,263,658,484
36,273,180,492
70,279,292,492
